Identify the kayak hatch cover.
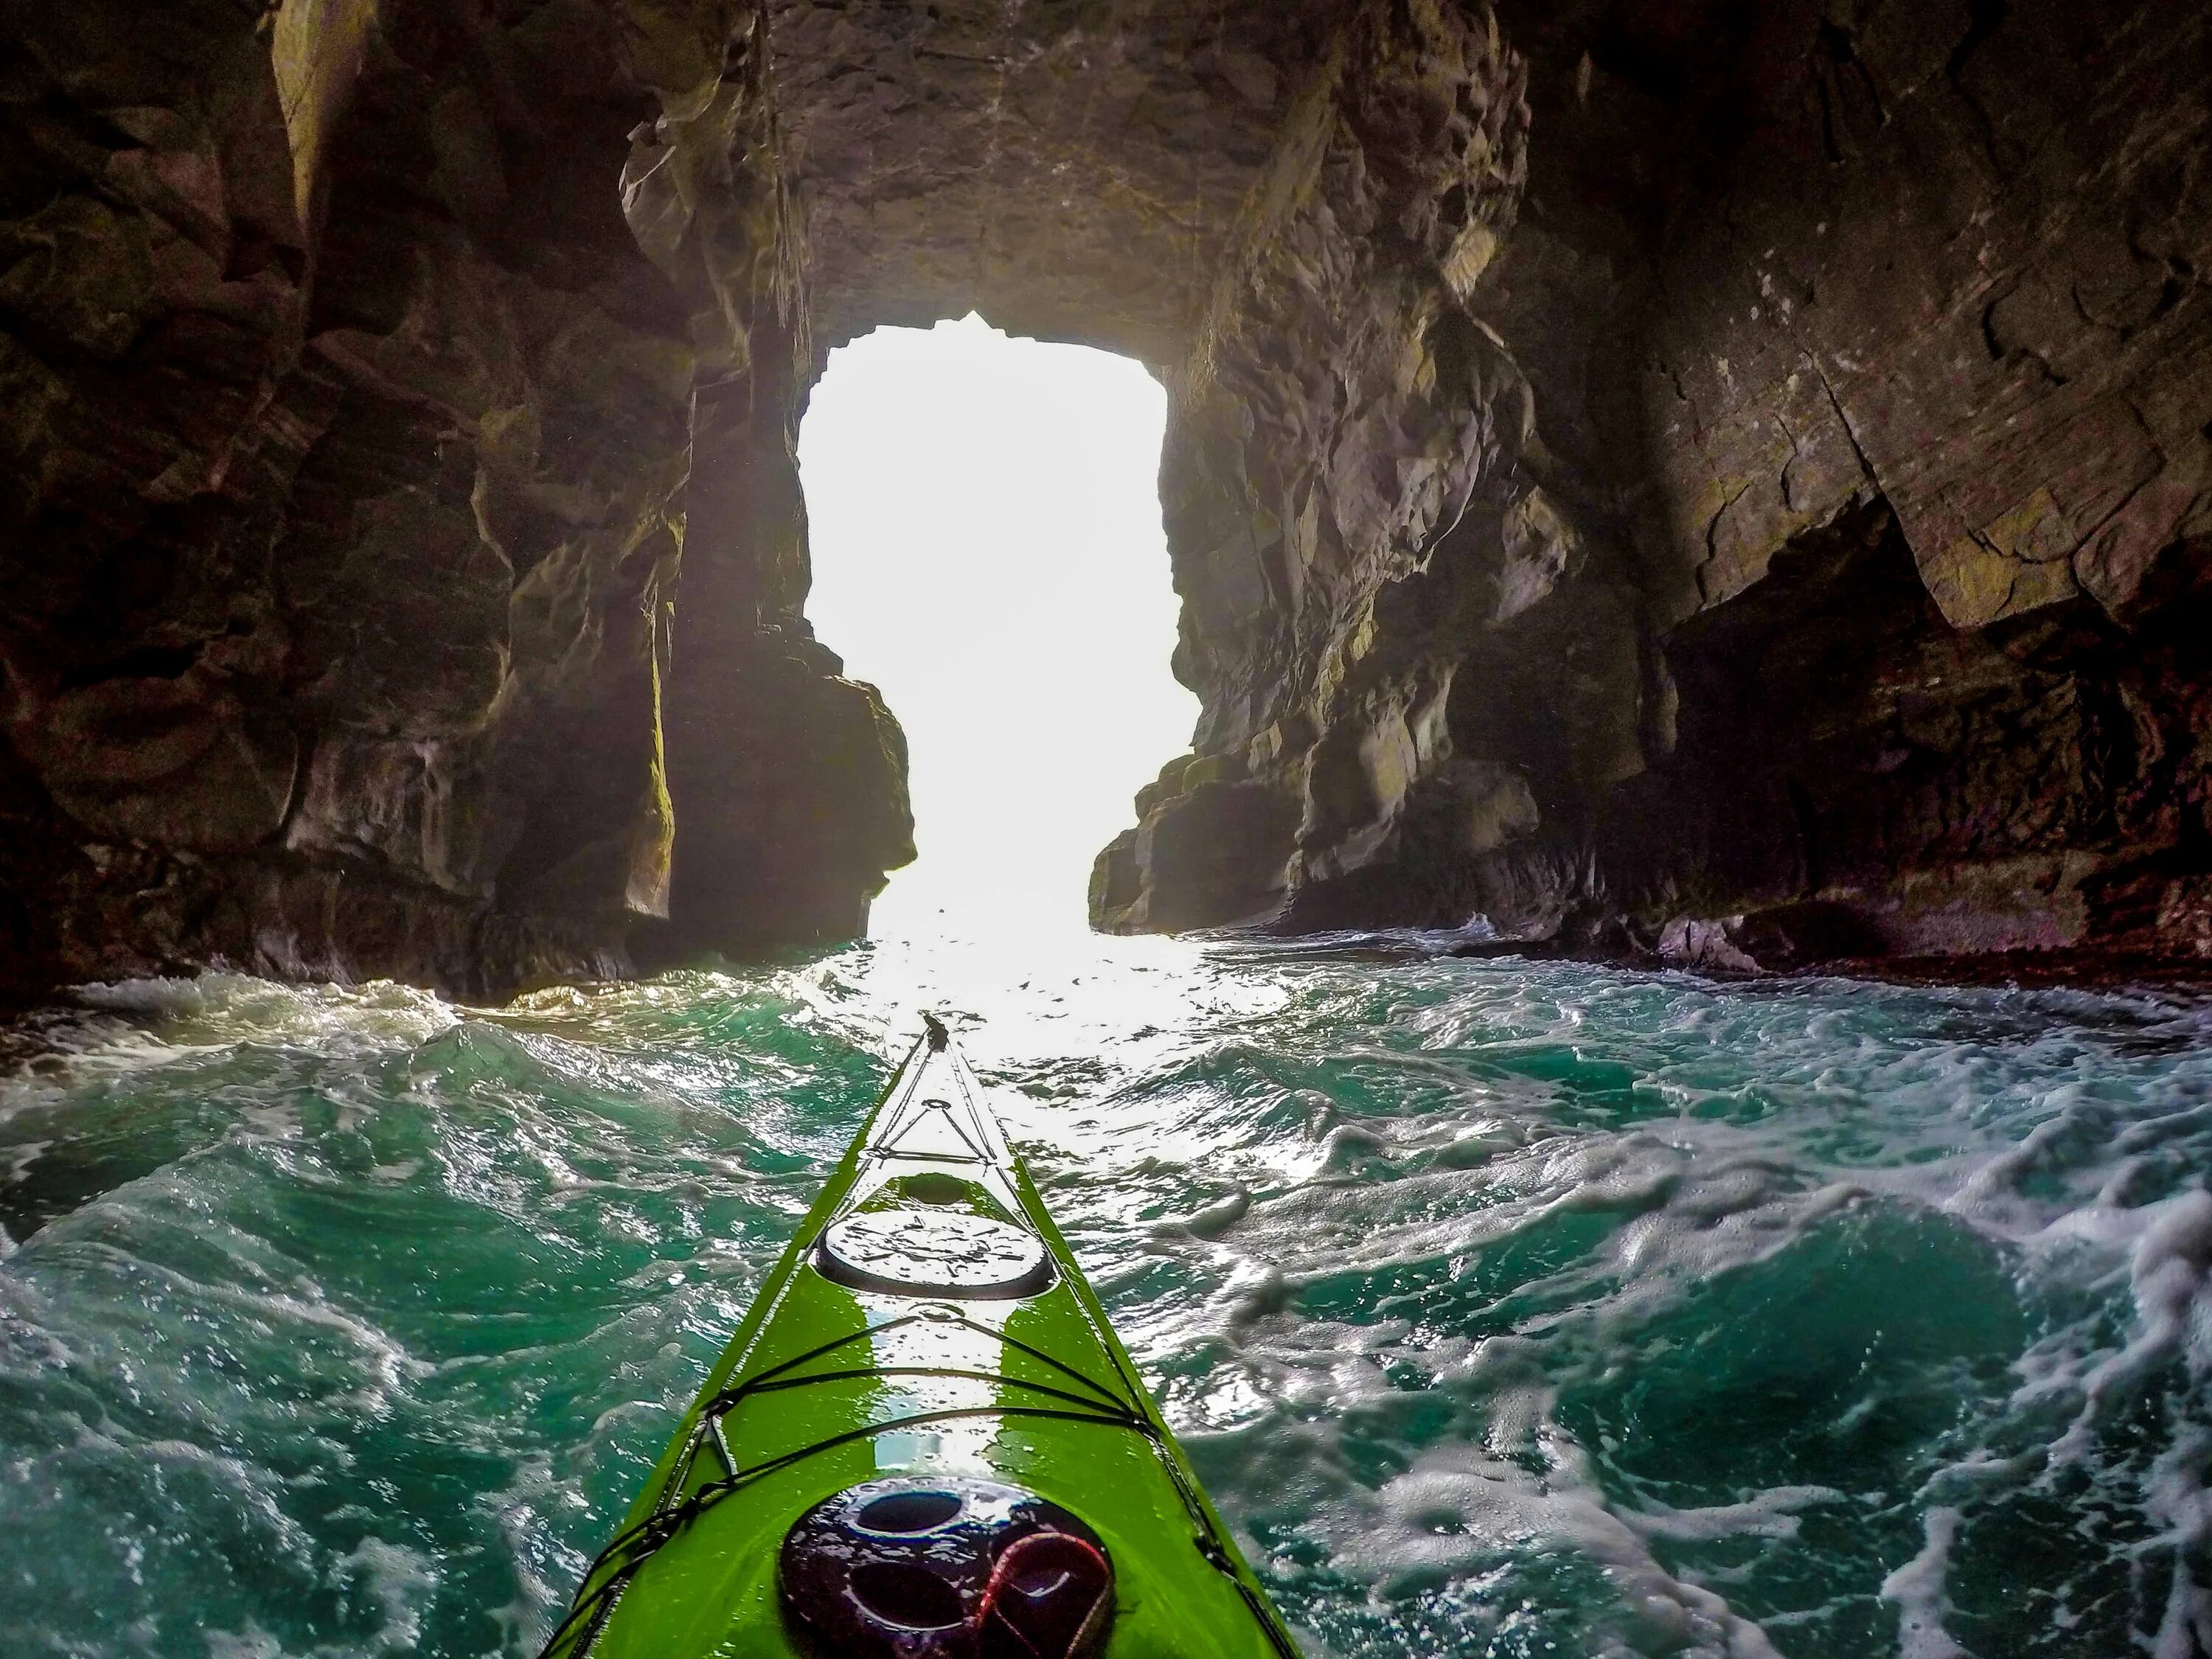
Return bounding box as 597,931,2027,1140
539,1018,1302,1659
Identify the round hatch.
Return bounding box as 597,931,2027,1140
815,1208,1054,1299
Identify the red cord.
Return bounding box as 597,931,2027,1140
973,1531,1110,1659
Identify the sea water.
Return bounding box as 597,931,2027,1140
1,925,2208,1658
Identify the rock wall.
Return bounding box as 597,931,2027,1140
619,0,914,959
5,0,2206,996
1093,0,1538,934
1095,0,2212,973
0,0,912,1003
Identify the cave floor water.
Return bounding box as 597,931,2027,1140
1,925,2208,1659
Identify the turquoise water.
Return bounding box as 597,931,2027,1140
1,927,2208,1658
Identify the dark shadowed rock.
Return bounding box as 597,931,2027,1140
2,0,2209,1000
0,0,913,1001
1090,0,2212,975
1093,778,1297,934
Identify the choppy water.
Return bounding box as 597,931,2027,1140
2,927,2209,1658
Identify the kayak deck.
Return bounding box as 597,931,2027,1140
543,1024,1298,1658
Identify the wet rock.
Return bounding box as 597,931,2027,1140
1656,918,1760,978
0,0,911,1003
767,0,1338,363
5,0,2211,997
7,669,296,854
1095,0,2212,975
1098,0,1536,936
1098,779,1299,934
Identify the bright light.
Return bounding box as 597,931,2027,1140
799,316,1196,936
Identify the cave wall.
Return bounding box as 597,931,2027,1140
0,0,912,1002
620,6,916,956
4,0,2207,995
1096,0,2212,970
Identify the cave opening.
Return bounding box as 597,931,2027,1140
797,316,1196,936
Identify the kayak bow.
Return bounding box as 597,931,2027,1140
541,1019,1300,1659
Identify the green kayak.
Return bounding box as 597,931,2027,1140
540,1018,1301,1659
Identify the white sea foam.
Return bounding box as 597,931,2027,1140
4,945,2209,1655
1879,1505,1969,1659
1313,1441,1794,1658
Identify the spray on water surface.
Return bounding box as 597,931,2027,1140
1,926,2208,1658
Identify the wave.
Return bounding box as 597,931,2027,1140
1,936,2207,1655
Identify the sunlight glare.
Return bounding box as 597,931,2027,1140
799,315,1196,936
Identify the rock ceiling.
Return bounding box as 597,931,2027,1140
769,0,1341,362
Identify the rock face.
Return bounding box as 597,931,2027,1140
767,0,1342,363
1094,0,2212,973
0,0,913,1001
3,0,2207,998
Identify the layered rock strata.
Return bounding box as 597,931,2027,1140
1094,0,2212,973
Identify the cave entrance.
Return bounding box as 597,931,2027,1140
799,316,1195,936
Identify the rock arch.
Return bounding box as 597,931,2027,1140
0,0,2207,999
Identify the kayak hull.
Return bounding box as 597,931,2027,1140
543,1029,1298,1659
